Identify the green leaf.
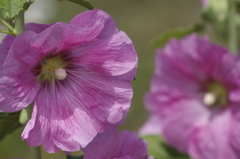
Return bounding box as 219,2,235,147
209,0,228,21
141,135,190,159
0,111,8,117
0,111,22,141
152,23,204,48
0,0,27,18
67,155,84,159
67,0,94,10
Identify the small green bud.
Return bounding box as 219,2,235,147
19,109,29,125
209,0,228,21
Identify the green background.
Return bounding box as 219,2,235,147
0,0,201,158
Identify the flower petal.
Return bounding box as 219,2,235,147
22,81,109,153
69,27,137,79
1,23,51,50
0,43,8,76
29,22,103,54
65,70,133,124
25,23,52,34
154,34,231,90
147,91,209,152
0,31,39,112
139,116,162,135
70,9,117,39
83,130,149,159
228,104,240,154
189,109,237,159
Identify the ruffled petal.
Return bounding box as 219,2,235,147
154,34,231,91
22,81,109,153
0,43,8,76
25,23,52,34
1,23,51,50
144,34,240,159
189,108,237,159
114,156,132,159
70,9,117,39
0,31,39,112
70,9,137,78
228,104,240,154
146,91,209,152
1,35,15,50
28,22,103,54
69,25,137,79
83,130,149,159
64,69,133,124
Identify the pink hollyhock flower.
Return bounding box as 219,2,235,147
83,130,153,159
0,9,137,153
141,34,240,159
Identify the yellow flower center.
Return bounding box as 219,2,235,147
203,81,228,107
38,55,67,82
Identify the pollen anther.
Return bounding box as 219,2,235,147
54,68,67,80
203,92,216,106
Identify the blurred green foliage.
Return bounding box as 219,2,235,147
0,0,201,158
0,111,22,141
141,135,189,159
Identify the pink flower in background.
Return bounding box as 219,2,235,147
141,34,240,159
200,0,209,7
139,116,162,135
83,130,152,159
0,9,137,153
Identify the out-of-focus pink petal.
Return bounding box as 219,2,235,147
200,0,209,7
142,34,240,158
160,97,209,152
189,108,236,159
154,34,231,91
83,130,149,159
139,116,162,135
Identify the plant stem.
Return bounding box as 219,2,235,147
0,30,10,34
15,10,42,159
14,10,25,35
0,17,16,36
228,0,238,54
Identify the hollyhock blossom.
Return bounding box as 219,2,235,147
141,34,240,159
0,9,137,153
83,130,153,159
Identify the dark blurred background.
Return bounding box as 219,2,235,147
0,0,201,158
